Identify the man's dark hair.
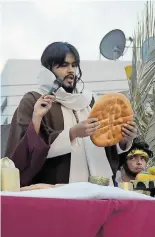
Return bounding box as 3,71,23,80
41,42,82,91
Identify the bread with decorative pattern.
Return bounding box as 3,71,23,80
89,93,134,147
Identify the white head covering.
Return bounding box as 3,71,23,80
33,66,93,111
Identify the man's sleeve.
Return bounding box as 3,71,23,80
5,92,61,186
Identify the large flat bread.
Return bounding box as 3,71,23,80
20,183,64,191
89,93,134,147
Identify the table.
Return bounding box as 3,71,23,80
1,196,155,237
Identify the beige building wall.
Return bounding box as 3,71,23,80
1,59,131,124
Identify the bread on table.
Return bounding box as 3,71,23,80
20,183,64,191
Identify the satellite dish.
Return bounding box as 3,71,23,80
141,37,155,62
100,29,126,60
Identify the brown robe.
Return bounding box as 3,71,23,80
6,91,120,187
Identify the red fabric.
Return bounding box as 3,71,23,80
1,196,155,237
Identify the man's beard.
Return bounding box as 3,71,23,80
62,84,74,93
62,79,76,93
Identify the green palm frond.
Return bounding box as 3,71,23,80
129,1,155,166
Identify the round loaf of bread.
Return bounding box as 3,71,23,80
89,93,134,147
20,183,64,191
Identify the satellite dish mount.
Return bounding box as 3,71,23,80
99,29,131,60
